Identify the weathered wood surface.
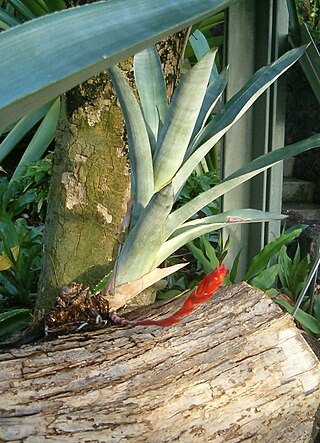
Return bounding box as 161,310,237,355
0,283,319,442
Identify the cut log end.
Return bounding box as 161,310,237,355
0,283,319,442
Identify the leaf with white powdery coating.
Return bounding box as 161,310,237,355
173,46,306,195
166,133,320,238
0,100,54,163
153,48,218,191
0,0,235,132
189,68,228,147
154,209,286,268
10,98,60,181
115,184,175,286
134,47,168,153
108,66,153,226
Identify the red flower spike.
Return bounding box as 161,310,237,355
136,264,227,327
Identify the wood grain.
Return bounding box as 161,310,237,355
1,283,319,442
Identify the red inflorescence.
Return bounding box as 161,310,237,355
136,264,228,327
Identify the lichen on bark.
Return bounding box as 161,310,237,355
37,71,130,316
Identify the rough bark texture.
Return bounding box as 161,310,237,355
37,24,189,316
1,283,319,442
37,72,131,316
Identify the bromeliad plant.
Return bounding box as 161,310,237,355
1,0,320,329
102,45,320,313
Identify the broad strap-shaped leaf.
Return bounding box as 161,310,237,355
189,68,227,144
187,240,214,274
153,48,218,191
0,308,32,339
165,133,320,238
250,264,280,292
0,0,234,132
115,183,175,286
43,0,66,13
0,8,20,28
6,0,36,20
0,100,54,163
226,132,320,181
108,66,153,225
10,98,60,181
276,299,320,334
134,47,168,153
291,252,320,317
173,46,306,195
290,23,320,104
245,227,303,281
189,29,219,82
153,209,286,268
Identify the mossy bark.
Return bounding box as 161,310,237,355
37,70,131,317
36,26,189,317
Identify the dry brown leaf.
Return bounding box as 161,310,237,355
108,262,188,311
0,246,20,271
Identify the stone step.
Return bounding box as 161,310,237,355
283,158,295,178
282,202,320,221
282,178,315,203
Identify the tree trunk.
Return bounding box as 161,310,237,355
1,283,319,442
36,69,131,316
36,22,189,316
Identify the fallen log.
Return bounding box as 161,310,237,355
0,282,319,442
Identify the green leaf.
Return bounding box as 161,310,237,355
288,255,311,300
10,98,60,181
189,29,219,82
0,0,234,132
115,184,175,286
313,295,320,322
0,213,19,252
42,0,65,12
292,253,320,317
93,271,112,295
0,101,53,163
190,12,224,35
157,289,182,300
275,298,320,335
21,0,48,15
134,47,168,152
166,133,320,237
154,209,286,268
173,46,306,194
190,68,227,142
7,0,36,20
201,235,219,268
229,248,241,283
250,264,280,292
108,66,153,225
292,242,301,272
245,227,303,281
0,308,32,339
292,24,320,104
8,189,37,218
0,6,20,26
153,48,217,191
278,245,292,292
187,241,213,274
